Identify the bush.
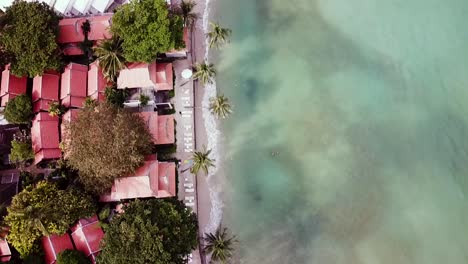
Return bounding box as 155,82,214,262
10,140,34,164
56,249,91,264
5,182,96,256
97,199,198,264
104,87,129,108
4,94,32,124
47,101,64,117
111,0,185,62
0,1,62,77
62,103,153,194
139,94,150,106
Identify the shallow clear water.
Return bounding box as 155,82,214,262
214,0,468,263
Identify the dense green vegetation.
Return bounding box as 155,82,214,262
97,199,198,264
4,94,32,124
93,38,126,83
111,0,184,62
9,138,34,164
0,1,61,77
104,87,129,108
56,249,91,264
63,103,153,194
5,182,96,256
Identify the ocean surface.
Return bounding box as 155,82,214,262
211,0,468,263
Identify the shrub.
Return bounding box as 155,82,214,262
47,101,64,117
139,94,150,106
4,94,32,124
56,249,91,264
104,87,129,108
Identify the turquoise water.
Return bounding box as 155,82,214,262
214,0,468,263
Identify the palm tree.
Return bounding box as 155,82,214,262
206,22,232,49
209,95,232,119
180,0,198,27
93,37,126,83
204,226,237,264
193,62,216,85
190,148,215,175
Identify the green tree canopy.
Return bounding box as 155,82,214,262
4,94,33,124
111,0,185,62
56,249,91,264
0,0,62,77
4,181,96,257
63,103,153,194
97,199,198,264
9,138,34,164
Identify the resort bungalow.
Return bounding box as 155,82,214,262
139,112,175,145
58,15,112,55
32,72,60,113
61,63,88,108
70,216,104,263
0,240,11,263
100,155,176,202
42,234,75,264
31,113,61,165
0,65,27,107
117,62,173,92
87,61,107,102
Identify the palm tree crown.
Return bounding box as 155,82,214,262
204,226,237,264
191,148,215,175
93,37,126,83
180,0,198,27
209,95,232,119
206,22,232,49
193,62,216,85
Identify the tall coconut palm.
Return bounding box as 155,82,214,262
204,226,237,264
93,37,126,83
206,22,232,49
180,0,198,27
209,95,232,119
193,62,216,85
190,148,215,175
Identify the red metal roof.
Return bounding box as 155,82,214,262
0,93,17,107
58,15,112,44
31,113,61,164
0,240,11,263
100,156,176,202
61,109,80,141
139,112,175,145
61,63,88,108
0,65,27,107
32,72,60,113
87,61,107,102
62,44,84,56
42,234,74,264
70,215,104,264
154,63,173,91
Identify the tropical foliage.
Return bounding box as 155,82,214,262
111,0,185,62
62,103,153,194
207,22,232,49
93,37,126,82
9,136,34,165
0,1,62,77
191,148,215,175
139,94,150,106
4,181,96,256
178,0,198,27
97,199,198,264
209,95,232,119
47,101,64,117
56,249,91,264
104,87,129,108
204,226,237,264
193,62,216,84
4,94,32,124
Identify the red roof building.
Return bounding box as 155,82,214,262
31,113,61,164
100,155,176,202
0,64,27,107
139,112,175,145
32,72,60,113
70,216,104,264
0,240,11,263
117,62,173,91
42,234,74,264
61,63,88,108
58,15,112,44
87,61,107,102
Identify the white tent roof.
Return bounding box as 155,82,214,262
53,0,75,14
91,0,112,13
0,0,13,10
72,0,91,14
